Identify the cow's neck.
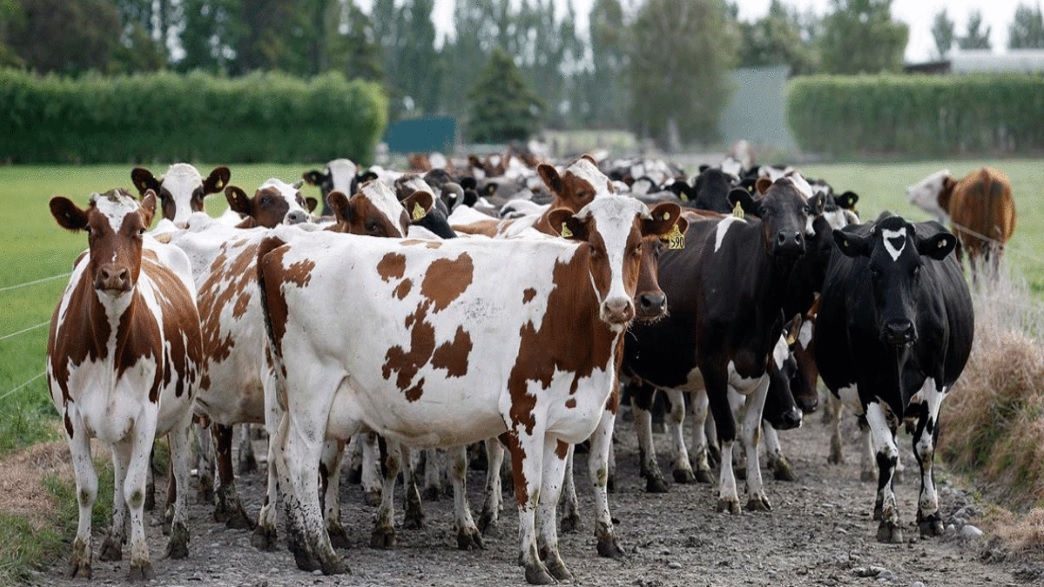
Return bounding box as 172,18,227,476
746,231,800,357
92,283,139,368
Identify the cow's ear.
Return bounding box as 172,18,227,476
50,196,89,231
225,186,252,216
304,197,318,213
834,227,871,258
546,208,588,241
580,153,597,165
916,230,957,261
203,166,231,194
327,191,352,224
357,170,379,184
642,202,683,239
139,190,157,227
668,180,692,202
538,163,563,194
755,177,773,195
783,313,802,346
727,187,759,217
131,167,160,197
459,176,477,191
808,192,826,216
302,170,326,186
698,164,710,173
402,190,434,221
837,191,859,211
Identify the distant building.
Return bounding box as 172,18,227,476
904,49,1044,75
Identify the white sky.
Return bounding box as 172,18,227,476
417,0,1029,63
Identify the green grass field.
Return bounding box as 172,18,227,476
0,159,1041,458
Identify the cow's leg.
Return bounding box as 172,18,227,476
422,448,443,500
865,400,903,543
631,383,668,492
728,390,748,479
689,389,714,483
663,388,696,483
740,376,772,512
101,442,129,562
859,419,877,482
504,428,553,585
559,447,582,532
589,405,624,558
195,420,214,504
449,445,483,550
253,361,282,551
344,432,364,484
536,439,572,582
913,378,947,537
124,413,160,580
360,431,383,506
479,437,505,535
165,413,193,560
65,409,96,578
705,369,742,514
320,439,349,549
212,423,254,529
827,393,845,465
401,447,425,530
237,423,258,474
371,440,402,549
764,422,796,481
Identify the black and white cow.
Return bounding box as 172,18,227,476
816,214,973,543
132,164,231,227
303,158,374,216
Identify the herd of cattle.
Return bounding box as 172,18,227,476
44,150,1015,583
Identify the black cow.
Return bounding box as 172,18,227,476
816,214,973,543
303,158,373,216
623,176,813,513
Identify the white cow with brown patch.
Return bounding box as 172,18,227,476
47,189,202,580
131,163,230,228
257,195,680,584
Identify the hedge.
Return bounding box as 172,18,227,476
0,69,387,164
786,74,1044,157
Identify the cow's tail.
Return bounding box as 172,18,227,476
256,236,288,384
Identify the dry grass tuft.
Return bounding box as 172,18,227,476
0,440,74,528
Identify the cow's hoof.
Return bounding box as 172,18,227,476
877,521,904,544
422,486,441,501
478,512,499,537
404,490,424,529
328,524,351,550
370,525,397,549
127,561,155,581
251,525,279,552
457,526,484,550
346,466,362,485
99,535,122,562
215,496,256,530
321,558,351,575
918,513,945,537
746,495,772,512
68,546,92,579
597,536,625,558
873,499,884,521
772,460,798,482
238,454,258,475
694,469,714,484
363,489,382,507
546,559,573,582
717,498,741,515
166,521,190,559
560,511,582,533
860,469,876,483
645,474,669,494
673,468,697,484
523,561,556,585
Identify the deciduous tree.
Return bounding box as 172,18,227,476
818,0,908,74
931,8,955,58
1009,3,1044,49
958,10,992,50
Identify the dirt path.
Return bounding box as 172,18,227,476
27,408,1038,587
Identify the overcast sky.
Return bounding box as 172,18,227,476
417,0,1029,63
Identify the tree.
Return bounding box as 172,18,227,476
0,0,25,68
465,47,544,143
5,0,121,74
930,8,955,58
958,10,992,50
576,0,628,128
627,0,737,148
394,0,442,118
737,0,816,74
178,0,244,73
328,0,383,82
818,0,908,74
1009,3,1044,49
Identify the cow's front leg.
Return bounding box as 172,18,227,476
212,423,254,530
764,422,796,481
689,389,714,483
913,378,947,537
865,401,903,543
371,440,402,549
65,408,96,578
253,368,282,551
124,413,160,580
664,388,696,483
826,393,845,465
448,445,483,550
706,370,741,515
740,376,772,511
631,383,668,492
536,438,573,582
237,423,258,474
166,413,194,559
101,442,129,563
504,429,553,585
195,420,215,504
589,405,624,558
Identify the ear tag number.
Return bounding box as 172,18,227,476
412,202,426,221
664,224,685,250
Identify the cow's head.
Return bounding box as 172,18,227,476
834,215,957,347
635,203,688,322
131,163,229,228
50,189,155,296
547,196,681,328
303,158,359,215
730,176,811,262
538,155,613,212
764,326,803,430
906,170,955,222
225,178,317,228
327,180,432,237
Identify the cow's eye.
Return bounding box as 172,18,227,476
630,242,642,256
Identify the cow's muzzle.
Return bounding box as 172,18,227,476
285,210,309,225
883,319,917,346
602,297,635,325
635,291,666,321
773,231,805,256
95,264,131,293
776,407,803,431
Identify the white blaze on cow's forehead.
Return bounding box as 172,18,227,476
259,178,306,211
361,181,408,236
91,191,141,233
881,227,907,262
160,164,205,223
798,319,813,350
772,334,789,370
326,158,358,192
565,158,614,196
784,172,813,200
714,215,746,253
576,196,645,321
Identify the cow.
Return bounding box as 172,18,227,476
46,189,202,579
131,164,231,228
906,167,1016,279
256,195,681,584
623,176,814,513
224,178,317,228
302,158,366,216
816,214,973,543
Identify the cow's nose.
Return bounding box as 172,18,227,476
779,407,803,431
637,292,666,316
96,265,130,292
884,320,916,345
603,297,635,324
285,210,308,225
775,231,804,252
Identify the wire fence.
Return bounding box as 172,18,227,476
0,320,50,343
0,371,45,403
0,272,71,294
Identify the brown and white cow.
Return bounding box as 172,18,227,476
257,195,680,583
47,189,202,580
131,164,230,228
906,166,1017,279
224,178,317,228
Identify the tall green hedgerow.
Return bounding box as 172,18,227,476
0,69,387,164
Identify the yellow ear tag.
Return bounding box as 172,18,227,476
664,224,685,250
680,193,689,202
412,202,426,221
732,200,745,219
215,180,223,190
662,212,671,220
560,222,573,238
786,329,798,346
938,239,946,249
